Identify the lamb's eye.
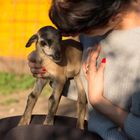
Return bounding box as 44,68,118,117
47,39,52,46
40,41,46,47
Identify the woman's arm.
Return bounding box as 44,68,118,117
90,91,128,128
83,45,128,128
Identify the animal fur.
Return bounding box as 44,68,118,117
18,26,87,129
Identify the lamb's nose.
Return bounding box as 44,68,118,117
54,51,61,60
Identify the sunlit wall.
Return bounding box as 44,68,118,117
0,0,53,58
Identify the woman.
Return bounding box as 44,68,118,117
28,0,140,139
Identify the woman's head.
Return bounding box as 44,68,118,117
49,0,131,36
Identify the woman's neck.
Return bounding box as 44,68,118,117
120,12,140,30
118,2,140,30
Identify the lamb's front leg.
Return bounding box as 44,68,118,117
74,75,87,129
43,80,65,125
18,78,47,126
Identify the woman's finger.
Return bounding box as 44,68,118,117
28,61,42,69
33,73,43,78
97,58,106,75
89,45,101,63
88,45,101,73
30,67,47,74
83,45,98,71
82,63,88,79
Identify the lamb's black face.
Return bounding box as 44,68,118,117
38,26,62,62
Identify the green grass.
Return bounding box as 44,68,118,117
0,98,19,105
0,72,35,95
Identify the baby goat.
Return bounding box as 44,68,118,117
18,26,87,129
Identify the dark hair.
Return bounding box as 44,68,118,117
49,0,131,35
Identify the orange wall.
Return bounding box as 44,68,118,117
0,0,53,58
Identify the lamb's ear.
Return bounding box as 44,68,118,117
25,34,38,48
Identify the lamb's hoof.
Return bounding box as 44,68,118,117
76,122,84,130
43,117,54,126
18,117,31,126
43,120,54,125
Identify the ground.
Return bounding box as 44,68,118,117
0,89,77,119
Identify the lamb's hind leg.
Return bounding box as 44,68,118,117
74,75,87,129
44,80,65,125
18,78,47,126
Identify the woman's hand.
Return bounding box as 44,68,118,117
28,50,47,78
82,45,128,128
83,45,106,104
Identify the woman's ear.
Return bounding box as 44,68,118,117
25,34,38,48
108,13,123,28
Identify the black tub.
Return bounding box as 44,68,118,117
0,115,102,140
